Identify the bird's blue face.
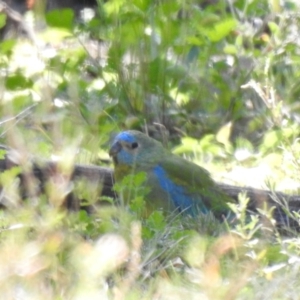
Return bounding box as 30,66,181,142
109,131,140,165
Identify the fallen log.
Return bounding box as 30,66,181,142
0,151,299,229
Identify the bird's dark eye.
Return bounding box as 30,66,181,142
131,142,138,149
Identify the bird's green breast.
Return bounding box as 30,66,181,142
113,164,134,182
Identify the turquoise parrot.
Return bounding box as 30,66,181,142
109,130,234,219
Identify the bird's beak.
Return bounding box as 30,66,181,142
109,141,122,157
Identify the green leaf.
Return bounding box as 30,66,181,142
260,127,297,154
0,149,6,159
268,21,280,35
0,166,21,185
186,36,205,46
223,44,238,54
45,9,74,30
0,13,6,29
5,74,33,91
216,122,232,149
146,211,166,231
173,137,199,154
104,0,125,16
0,39,16,55
204,18,237,42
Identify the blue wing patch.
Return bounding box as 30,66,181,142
153,165,208,215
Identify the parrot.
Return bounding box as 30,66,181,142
109,130,234,219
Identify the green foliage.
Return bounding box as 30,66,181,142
0,13,6,29
45,9,74,30
113,171,149,216
228,193,262,240
5,73,33,90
